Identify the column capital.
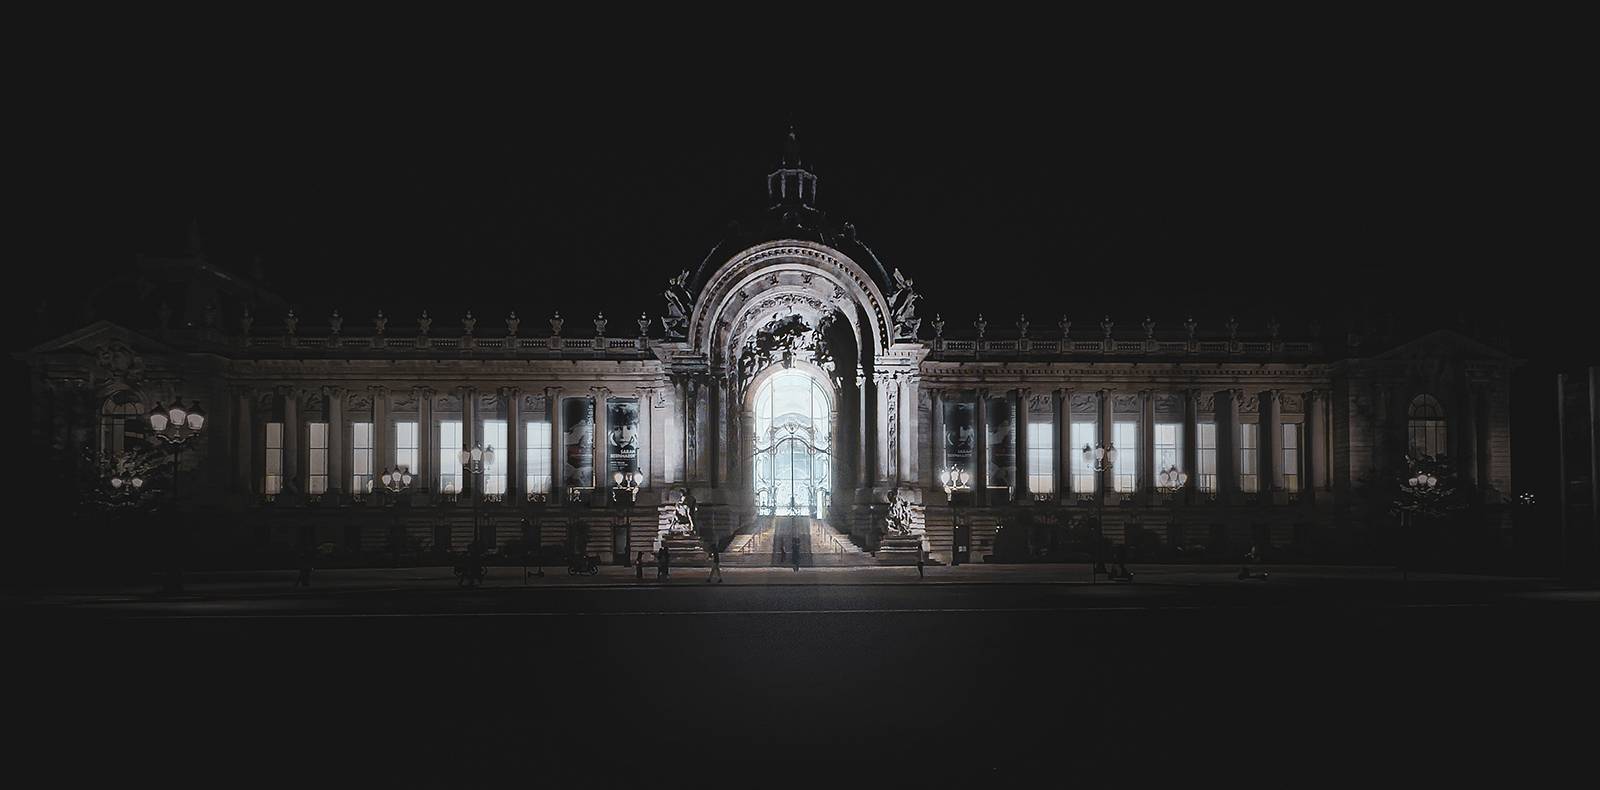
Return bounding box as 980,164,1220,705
544,385,562,400
590,385,610,399
319,384,345,399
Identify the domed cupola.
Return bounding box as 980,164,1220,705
767,126,818,208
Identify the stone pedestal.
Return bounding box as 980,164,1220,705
660,534,709,566
876,531,923,564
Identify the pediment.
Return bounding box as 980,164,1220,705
26,320,176,357
1370,329,1511,363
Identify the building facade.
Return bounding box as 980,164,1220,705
24,137,1518,565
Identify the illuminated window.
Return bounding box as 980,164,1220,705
264,422,283,495
1027,420,1053,495
308,422,328,495
1240,422,1258,493
482,419,507,495
395,421,419,477
1154,423,1182,483
1407,394,1447,459
351,422,374,493
439,420,462,494
1113,421,1138,492
1071,421,1097,494
1282,423,1301,493
1197,422,1218,492
99,391,146,453
526,419,552,495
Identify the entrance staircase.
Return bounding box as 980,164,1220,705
720,516,879,566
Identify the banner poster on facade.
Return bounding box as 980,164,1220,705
606,397,641,480
987,396,1016,490
943,400,975,479
562,396,595,488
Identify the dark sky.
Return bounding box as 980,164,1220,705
21,50,1581,359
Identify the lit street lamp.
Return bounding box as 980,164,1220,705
1401,470,1438,583
147,399,206,593
376,465,414,495
1156,464,1188,495
457,442,495,548
940,464,972,566
1081,442,1117,582
611,471,643,566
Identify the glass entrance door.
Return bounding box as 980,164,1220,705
752,371,832,518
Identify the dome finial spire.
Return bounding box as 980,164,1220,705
783,124,801,167
768,123,817,207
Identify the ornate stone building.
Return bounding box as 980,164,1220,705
24,133,1517,565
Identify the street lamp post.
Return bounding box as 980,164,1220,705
939,464,972,566
146,399,206,593
612,471,643,566
457,443,495,550
1402,470,1439,583
1081,442,1117,583
376,465,412,566
1156,464,1188,560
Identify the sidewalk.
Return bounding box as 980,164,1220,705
8,562,1576,606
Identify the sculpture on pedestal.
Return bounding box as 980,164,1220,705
888,268,921,341
661,269,692,340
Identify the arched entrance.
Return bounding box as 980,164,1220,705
752,369,832,518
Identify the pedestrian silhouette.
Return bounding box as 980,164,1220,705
791,536,801,571
707,549,722,583
296,544,313,587
661,544,671,578
635,551,644,580
917,546,925,579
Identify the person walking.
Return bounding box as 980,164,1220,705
916,545,925,579
791,536,801,571
661,543,671,578
706,549,722,583
635,551,644,581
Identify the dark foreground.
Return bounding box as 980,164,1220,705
12,571,1598,782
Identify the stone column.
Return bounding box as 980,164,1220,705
507,387,522,501
1307,389,1328,497
878,373,895,485
235,388,252,494
1183,390,1200,505
1261,390,1281,494
1139,389,1155,502
1014,388,1030,500
929,388,944,490
417,388,433,491
373,387,390,484
282,386,299,493
1460,385,1480,488
904,376,921,487
640,388,655,488
460,386,475,458
1097,389,1112,503
327,386,344,494
1217,389,1240,502
975,388,989,505
1058,391,1076,497
673,376,688,484
858,371,875,488
547,386,563,501
592,386,609,492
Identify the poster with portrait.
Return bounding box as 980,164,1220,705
943,400,975,480
562,396,594,488
606,397,641,481
986,396,1015,490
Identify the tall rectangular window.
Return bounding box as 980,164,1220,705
1027,421,1053,496
1197,422,1218,493
1113,421,1138,492
1240,422,1259,493
308,422,328,495
1071,422,1097,494
395,421,419,477
481,419,508,495
264,422,283,495
1154,423,1182,483
526,419,552,496
1282,423,1302,493
439,420,462,494
351,422,374,494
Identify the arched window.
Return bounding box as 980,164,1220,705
1407,394,1447,459
99,390,146,454
753,370,832,517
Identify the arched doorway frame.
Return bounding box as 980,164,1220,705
744,361,838,518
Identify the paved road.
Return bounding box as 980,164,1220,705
13,569,1598,781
